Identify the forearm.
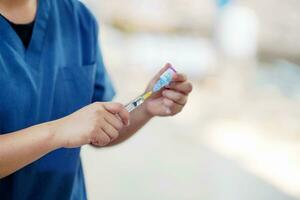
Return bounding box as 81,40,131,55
108,103,153,146
0,122,61,178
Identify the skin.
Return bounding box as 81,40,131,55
0,0,193,178
0,0,36,24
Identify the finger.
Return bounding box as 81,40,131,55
104,112,124,131
116,107,130,126
172,103,184,114
102,121,119,141
152,63,172,81
104,103,130,126
93,131,111,147
172,73,187,82
166,81,193,94
103,103,123,114
163,98,175,108
163,98,183,115
162,89,187,105
149,63,173,87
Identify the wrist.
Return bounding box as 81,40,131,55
142,101,155,119
43,120,65,149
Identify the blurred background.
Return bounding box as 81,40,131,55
80,0,300,199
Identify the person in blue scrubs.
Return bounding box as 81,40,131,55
0,0,193,199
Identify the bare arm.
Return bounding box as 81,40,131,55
0,64,192,177
0,123,60,178
0,102,129,178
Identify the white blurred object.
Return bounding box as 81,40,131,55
216,2,259,59
127,33,217,78
100,25,217,79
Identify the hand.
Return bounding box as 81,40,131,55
50,102,130,148
144,63,193,117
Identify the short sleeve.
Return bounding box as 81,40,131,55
76,1,116,102
92,44,116,102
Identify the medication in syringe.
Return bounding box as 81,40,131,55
125,67,177,112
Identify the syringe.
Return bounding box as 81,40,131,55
125,91,153,112
125,67,176,113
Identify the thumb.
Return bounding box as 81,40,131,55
104,103,130,126
151,63,172,83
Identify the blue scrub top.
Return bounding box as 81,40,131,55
0,0,115,199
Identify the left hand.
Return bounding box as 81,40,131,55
144,63,193,117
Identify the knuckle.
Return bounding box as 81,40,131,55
96,142,106,147
112,132,120,140
95,108,106,117
175,93,183,101
95,108,104,117
116,122,123,131
94,117,102,128
168,100,175,107
98,136,110,146
114,103,123,110
170,102,179,110
164,100,173,108
103,137,111,145
172,106,182,115
170,105,176,112
124,110,130,118
170,101,175,108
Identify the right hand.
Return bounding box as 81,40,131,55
50,102,130,148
